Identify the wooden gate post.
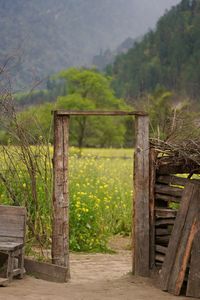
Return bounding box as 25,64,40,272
52,112,70,278
133,115,150,277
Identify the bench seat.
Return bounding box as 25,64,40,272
0,242,23,252
0,205,26,286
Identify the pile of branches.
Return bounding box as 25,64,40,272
150,138,200,175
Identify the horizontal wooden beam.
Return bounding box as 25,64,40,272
155,193,181,203
156,235,170,245
156,158,200,175
53,110,148,116
156,245,167,254
24,258,69,283
155,184,183,198
155,208,177,219
156,218,175,226
155,253,165,263
157,175,200,187
156,228,169,236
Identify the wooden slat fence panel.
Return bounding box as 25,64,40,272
159,182,200,295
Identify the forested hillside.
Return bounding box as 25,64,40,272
110,0,200,101
0,0,179,90
92,38,135,71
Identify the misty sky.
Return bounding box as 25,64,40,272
0,0,182,87
109,0,181,47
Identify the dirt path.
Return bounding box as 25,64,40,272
0,238,195,300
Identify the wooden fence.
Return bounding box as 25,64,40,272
149,151,200,270
51,110,200,298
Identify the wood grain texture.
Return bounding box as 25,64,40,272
169,221,197,295
155,193,181,203
54,110,148,116
160,182,200,295
155,218,175,226
0,242,23,251
0,205,26,216
157,158,200,175
155,184,183,197
149,148,157,269
133,115,149,277
155,208,177,219
0,205,26,283
157,175,199,186
156,235,170,245
155,253,165,262
156,228,169,236
186,231,200,298
0,214,24,225
24,258,69,283
0,237,23,243
0,229,24,239
52,113,70,274
0,206,26,243
156,245,167,254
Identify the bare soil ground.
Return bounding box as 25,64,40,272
0,237,194,300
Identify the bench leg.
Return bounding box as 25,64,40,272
7,252,14,282
18,249,25,279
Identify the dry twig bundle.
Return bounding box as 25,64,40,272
150,138,200,176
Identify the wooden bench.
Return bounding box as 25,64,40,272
0,205,26,286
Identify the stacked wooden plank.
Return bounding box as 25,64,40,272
150,150,200,268
149,150,200,297
159,182,200,298
154,175,185,266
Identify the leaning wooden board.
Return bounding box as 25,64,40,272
24,258,69,283
186,231,200,298
159,182,200,296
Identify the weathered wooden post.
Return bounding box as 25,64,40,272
52,111,70,278
133,115,150,277
149,148,157,269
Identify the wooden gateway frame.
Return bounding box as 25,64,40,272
52,110,150,278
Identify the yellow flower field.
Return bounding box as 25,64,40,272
0,146,133,253
69,148,133,251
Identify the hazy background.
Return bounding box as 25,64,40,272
0,0,180,88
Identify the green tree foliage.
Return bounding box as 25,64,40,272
15,78,66,107
13,68,131,148
110,0,200,101
59,68,122,108
57,68,129,148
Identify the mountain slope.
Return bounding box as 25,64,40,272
110,0,200,101
0,0,179,90
92,37,137,71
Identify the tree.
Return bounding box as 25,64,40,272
57,68,129,148
57,94,95,148
142,88,200,142
109,0,200,102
